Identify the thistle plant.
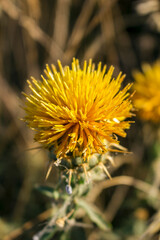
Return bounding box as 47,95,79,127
133,61,160,123
23,59,134,239
133,61,160,203
133,60,160,144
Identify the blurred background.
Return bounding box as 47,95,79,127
0,0,160,239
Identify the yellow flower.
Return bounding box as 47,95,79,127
133,61,160,122
23,59,133,162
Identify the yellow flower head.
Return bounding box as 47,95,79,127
133,61,160,122
23,59,133,161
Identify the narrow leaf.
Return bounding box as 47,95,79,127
35,185,59,199
76,198,111,231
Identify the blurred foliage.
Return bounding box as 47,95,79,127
0,0,160,239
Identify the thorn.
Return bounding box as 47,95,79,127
106,155,116,167
66,209,74,219
82,164,90,183
68,169,73,186
45,162,53,180
99,162,112,179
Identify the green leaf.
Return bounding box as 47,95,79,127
75,198,111,231
37,227,59,240
60,231,71,240
35,185,59,199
